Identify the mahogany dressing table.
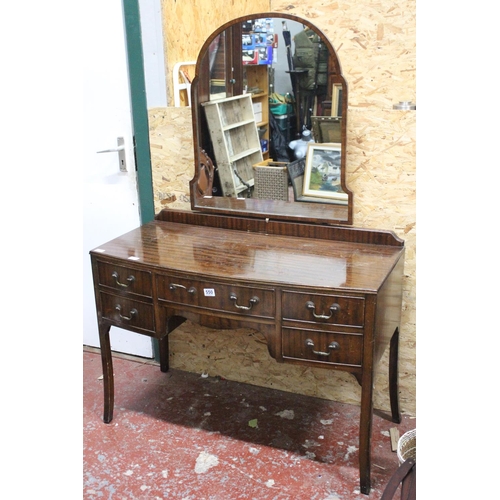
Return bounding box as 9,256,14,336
90,12,405,495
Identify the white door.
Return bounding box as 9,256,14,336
83,0,153,357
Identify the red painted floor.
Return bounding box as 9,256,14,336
83,349,415,499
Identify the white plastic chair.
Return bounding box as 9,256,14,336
172,61,196,107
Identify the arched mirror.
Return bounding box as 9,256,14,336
189,13,353,225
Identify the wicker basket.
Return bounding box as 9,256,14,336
397,429,416,464
253,160,289,201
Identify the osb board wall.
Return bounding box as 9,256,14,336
162,0,270,106
149,108,193,209
149,0,416,416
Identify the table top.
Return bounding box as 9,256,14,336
91,220,404,293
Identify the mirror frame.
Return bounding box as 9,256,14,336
189,12,353,225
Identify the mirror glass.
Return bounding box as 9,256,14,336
208,31,228,99
190,13,353,225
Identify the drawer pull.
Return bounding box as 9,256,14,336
111,271,135,288
305,338,340,357
230,293,259,310
306,301,340,320
115,305,137,321
169,283,196,294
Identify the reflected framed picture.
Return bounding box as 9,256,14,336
311,116,342,143
302,143,348,203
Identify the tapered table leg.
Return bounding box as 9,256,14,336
98,323,114,424
158,316,186,373
359,373,374,495
389,327,402,424
158,335,169,373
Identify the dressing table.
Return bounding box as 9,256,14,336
90,13,405,495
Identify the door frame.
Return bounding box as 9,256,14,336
123,0,155,224
123,0,164,359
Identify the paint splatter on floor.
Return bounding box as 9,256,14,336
195,451,220,473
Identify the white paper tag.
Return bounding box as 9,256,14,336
203,288,215,297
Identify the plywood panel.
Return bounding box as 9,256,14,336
162,0,270,105
148,107,193,212
150,0,416,416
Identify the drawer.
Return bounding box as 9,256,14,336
156,275,275,318
282,291,364,327
99,292,155,334
97,261,152,298
282,327,363,367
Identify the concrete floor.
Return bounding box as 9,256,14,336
83,349,415,499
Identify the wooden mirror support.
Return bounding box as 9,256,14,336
189,12,353,225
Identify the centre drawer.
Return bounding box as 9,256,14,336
282,291,365,327
156,275,275,318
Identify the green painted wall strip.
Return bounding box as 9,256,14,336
122,0,157,359
122,0,155,224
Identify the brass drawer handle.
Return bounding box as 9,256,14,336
115,305,137,321
169,283,196,294
305,338,340,357
230,293,259,310
111,271,135,288
306,301,340,320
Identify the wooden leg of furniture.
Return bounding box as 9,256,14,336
380,458,416,500
389,327,402,424
98,323,114,424
158,335,169,373
157,315,187,373
400,461,417,500
359,375,374,495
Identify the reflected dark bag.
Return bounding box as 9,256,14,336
269,113,291,162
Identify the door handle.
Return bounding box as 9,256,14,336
97,137,127,172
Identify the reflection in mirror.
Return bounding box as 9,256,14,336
311,116,341,143
208,32,227,99
190,13,353,225
302,143,347,204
